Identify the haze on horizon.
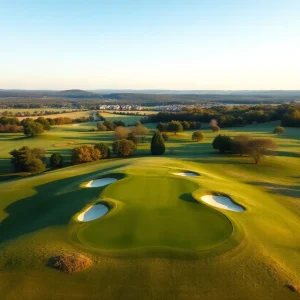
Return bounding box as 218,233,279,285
1,0,300,90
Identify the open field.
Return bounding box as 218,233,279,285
98,111,147,125
0,121,300,299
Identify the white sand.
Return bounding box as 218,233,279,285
86,178,117,188
200,195,244,212
174,172,199,177
78,204,109,222
72,124,80,126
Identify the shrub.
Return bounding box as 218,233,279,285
192,131,204,142
72,145,101,164
112,139,136,157
273,126,285,135
151,130,165,155
50,153,64,168
162,132,169,142
48,254,92,274
94,143,110,158
212,134,232,153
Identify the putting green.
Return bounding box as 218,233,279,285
77,175,233,250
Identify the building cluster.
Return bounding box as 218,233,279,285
98,104,143,111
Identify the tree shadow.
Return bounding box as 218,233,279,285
247,181,300,199
0,164,127,245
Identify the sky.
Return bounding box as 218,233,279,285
0,0,300,90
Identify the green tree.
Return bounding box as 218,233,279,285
103,120,115,131
112,139,136,157
23,121,44,137
273,126,285,135
211,125,220,133
35,117,51,131
94,143,110,158
50,153,64,168
113,120,126,127
212,134,232,153
246,138,277,164
168,121,183,135
192,131,204,142
151,130,165,155
181,121,190,130
9,146,46,173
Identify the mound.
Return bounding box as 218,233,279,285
48,254,92,273
200,195,244,212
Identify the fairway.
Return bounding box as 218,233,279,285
77,175,232,250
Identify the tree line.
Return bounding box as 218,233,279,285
145,104,300,128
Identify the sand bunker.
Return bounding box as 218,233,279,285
174,172,199,177
86,178,117,188
200,195,244,212
78,204,109,222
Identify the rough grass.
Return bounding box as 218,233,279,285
0,121,300,299
48,253,92,273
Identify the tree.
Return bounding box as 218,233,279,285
168,121,183,135
162,132,169,142
97,122,107,131
231,134,251,156
273,126,285,135
72,145,101,164
94,143,110,158
133,124,149,143
23,121,44,137
246,138,277,164
211,125,220,133
151,130,165,155
113,120,126,127
35,117,51,131
103,120,115,131
212,134,232,153
127,132,138,145
192,131,204,142
112,139,136,157
113,126,130,140
181,121,190,130
26,158,46,173
50,153,64,168
10,146,46,173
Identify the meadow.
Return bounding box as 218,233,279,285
0,118,299,299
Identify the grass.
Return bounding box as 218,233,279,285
0,121,300,299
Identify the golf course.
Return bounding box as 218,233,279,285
0,116,299,300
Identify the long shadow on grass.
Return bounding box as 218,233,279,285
247,181,300,199
0,164,127,245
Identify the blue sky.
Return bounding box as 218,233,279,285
1,0,300,90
